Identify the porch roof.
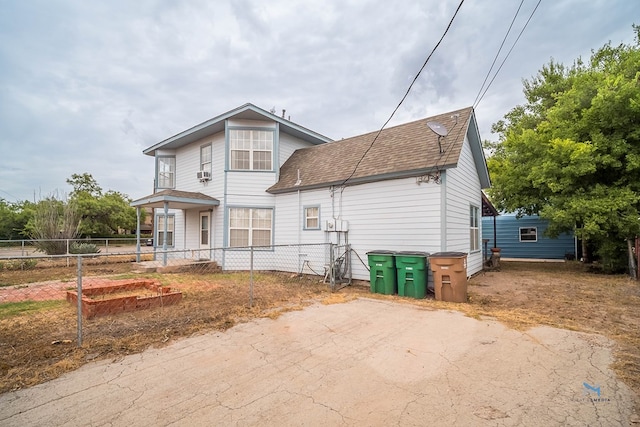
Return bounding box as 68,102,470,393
131,190,220,210
482,192,499,217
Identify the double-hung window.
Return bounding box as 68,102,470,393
229,129,273,171
519,227,538,242
229,208,273,247
200,144,212,172
304,206,320,230
157,157,175,189
156,214,175,247
470,205,480,252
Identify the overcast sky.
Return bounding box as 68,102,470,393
0,0,637,203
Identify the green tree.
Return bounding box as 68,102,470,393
67,173,141,236
0,199,33,240
488,26,640,271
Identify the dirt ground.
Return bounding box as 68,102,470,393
0,261,638,414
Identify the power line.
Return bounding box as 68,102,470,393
472,0,525,107
340,0,466,188
435,0,542,172
474,0,542,109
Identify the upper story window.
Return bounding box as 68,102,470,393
229,129,273,171
470,205,479,251
200,144,212,172
519,227,538,242
157,156,175,189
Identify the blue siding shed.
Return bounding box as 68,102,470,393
481,214,575,260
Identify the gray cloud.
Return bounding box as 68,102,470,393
0,0,637,202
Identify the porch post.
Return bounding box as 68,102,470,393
135,207,141,262
493,215,497,248
163,201,168,266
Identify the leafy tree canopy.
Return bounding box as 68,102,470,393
66,173,141,236
488,25,640,251
0,199,33,240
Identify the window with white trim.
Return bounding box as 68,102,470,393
304,206,320,229
229,129,273,171
156,214,175,247
157,157,175,189
519,227,538,242
470,205,480,251
229,208,273,247
200,144,212,172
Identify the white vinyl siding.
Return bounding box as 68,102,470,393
444,135,483,275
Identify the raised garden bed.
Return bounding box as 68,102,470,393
66,279,182,319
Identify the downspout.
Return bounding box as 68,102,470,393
297,189,301,246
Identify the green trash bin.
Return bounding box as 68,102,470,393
366,251,396,294
395,251,429,299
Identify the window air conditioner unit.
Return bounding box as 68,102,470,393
197,171,211,181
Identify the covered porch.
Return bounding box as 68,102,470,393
131,190,220,266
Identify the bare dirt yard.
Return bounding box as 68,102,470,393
0,260,638,414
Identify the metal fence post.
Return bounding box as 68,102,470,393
76,255,83,347
329,243,335,291
249,246,254,307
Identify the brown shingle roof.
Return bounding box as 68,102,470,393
268,106,474,194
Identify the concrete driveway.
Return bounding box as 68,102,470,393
0,298,635,426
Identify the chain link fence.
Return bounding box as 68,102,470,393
0,242,359,392
0,243,353,339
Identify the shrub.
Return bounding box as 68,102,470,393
69,242,101,254
595,239,628,274
3,259,38,271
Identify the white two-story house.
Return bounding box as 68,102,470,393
132,103,491,281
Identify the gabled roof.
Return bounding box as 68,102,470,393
131,190,220,210
143,103,332,156
268,107,490,194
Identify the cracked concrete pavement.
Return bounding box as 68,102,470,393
0,298,636,426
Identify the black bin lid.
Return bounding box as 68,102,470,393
429,252,467,258
396,251,430,257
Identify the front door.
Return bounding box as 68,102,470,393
199,212,210,258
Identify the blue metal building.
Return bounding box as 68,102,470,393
482,214,576,260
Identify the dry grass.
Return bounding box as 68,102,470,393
0,261,638,410
0,271,335,393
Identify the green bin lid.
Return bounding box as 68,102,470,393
366,250,395,255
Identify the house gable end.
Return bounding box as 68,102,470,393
143,103,331,157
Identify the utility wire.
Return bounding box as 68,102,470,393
435,0,542,171
340,0,466,187
474,0,542,109
472,0,525,107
